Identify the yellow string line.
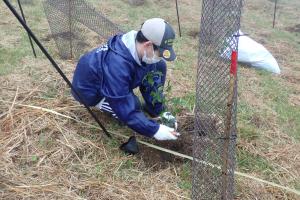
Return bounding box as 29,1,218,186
1,100,299,196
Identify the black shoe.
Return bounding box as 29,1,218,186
119,136,139,155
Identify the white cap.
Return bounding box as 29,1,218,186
141,18,176,61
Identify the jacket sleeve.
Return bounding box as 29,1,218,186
106,93,160,137
139,60,167,117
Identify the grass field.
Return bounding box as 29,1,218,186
0,0,299,199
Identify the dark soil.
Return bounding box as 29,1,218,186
124,0,145,6
137,115,195,170
43,32,77,41
286,24,300,33
282,73,300,84
188,29,200,38
21,0,34,5
138,131,193,169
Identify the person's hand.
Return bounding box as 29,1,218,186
153,124,180,141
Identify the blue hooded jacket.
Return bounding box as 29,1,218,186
72,33,167,137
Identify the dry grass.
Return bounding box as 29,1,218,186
0,1,191,198
1,64,298,199
1,0,300,199
0,62,190,199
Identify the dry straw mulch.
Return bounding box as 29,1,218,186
0,59,189,200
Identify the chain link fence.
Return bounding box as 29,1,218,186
192,0,243,199
43,0,123,59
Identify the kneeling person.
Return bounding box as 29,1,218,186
72,18,179,140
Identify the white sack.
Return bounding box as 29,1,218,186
238,31,280,74
221,31,281,74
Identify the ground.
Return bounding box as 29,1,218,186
0,0,299,199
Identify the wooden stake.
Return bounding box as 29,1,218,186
273,0,278,28
221,50,237,199
175,0,182,37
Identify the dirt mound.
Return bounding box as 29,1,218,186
138,132,193,169
137,114,195,170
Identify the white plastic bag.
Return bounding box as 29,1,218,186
221,31,281,74
238,31,280,74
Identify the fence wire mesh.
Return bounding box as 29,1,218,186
192,0,243,199
43,0,123,59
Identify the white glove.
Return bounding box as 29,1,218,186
153,124,180,141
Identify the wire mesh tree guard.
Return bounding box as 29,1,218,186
192,0,243,199
43,0,123,59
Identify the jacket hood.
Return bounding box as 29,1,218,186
107,34,140,66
